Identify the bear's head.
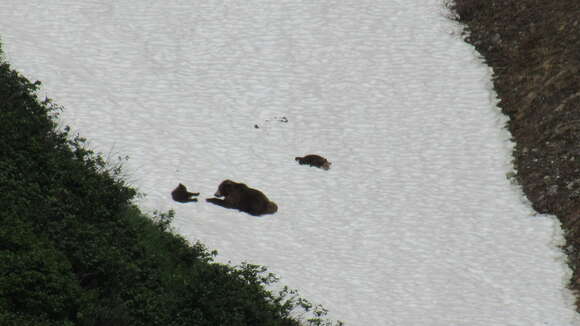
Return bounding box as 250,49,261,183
266,201,278,214
214,179,245,198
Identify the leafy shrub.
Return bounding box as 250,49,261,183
0,44,341,325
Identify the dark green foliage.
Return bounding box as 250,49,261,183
0,219,81,325
0,51,340,325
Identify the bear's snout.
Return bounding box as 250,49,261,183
214,191,223,198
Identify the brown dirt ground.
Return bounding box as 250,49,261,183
447,0,580,311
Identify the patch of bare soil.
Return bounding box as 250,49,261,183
447,0,580,309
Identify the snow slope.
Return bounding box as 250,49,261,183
1,1,579,325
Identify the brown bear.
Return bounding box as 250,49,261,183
171,183,200,203
206,179,278,216
295,154,331,170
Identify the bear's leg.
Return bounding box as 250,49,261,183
206,198,234,208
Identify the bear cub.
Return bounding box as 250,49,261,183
171,183,200,203
206,179,278,216
295,154,331,170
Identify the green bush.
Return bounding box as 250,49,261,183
0,43,341,325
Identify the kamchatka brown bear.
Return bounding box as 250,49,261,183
295,154,331,170
171,183,200,203
206,179,278,216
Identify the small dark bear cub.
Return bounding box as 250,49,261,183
171,183,200,203
295,154,331,170
206,179,278,216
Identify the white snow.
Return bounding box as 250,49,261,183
1,1,579,325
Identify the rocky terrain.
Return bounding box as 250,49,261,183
449,0,580,309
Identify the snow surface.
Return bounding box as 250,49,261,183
1,1,579,325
